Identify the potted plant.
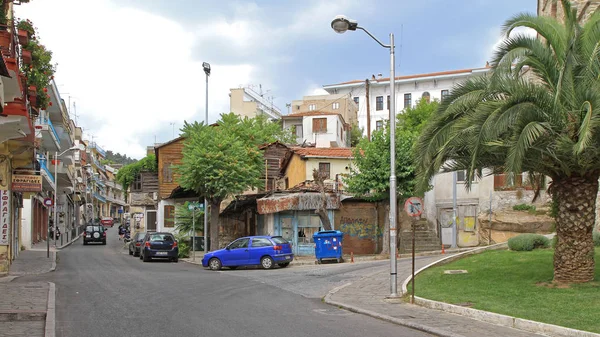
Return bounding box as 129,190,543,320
16,19,34,46
21,49,32,64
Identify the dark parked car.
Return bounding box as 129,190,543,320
202,236,293,270
128,232,145,257
83,225,106,245
140,232,179,263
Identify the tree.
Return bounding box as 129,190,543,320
115,154,157,201
345,98,437,200
350,123,365,147
174,201,204,234
177,113,293,250
345,98,436,254
415,1,600,283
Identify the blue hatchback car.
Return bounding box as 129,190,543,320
202,236,293,270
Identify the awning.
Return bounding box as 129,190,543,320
257,192,340,215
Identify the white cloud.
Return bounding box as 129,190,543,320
16,0,253,159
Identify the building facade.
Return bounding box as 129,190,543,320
290,94,358,126
229,87,282,120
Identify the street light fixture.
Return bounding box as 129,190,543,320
203,61,210,253
49,144,84,256
331,15,399,298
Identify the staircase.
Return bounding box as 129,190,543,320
399,221,443,253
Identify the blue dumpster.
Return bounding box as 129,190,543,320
313,230,344,263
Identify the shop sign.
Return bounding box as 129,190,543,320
0,190,10,245
11,174,42,192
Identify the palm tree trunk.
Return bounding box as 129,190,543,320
552,175,598,283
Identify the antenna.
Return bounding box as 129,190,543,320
169,122,175,139
72,101,79,125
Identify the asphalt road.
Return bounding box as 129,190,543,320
16,226,434,337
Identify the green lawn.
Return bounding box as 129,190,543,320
412,248,600,333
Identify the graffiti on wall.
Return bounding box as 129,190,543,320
339,216,382,239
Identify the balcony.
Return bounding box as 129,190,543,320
91,155,105,171
35,116,60,151
37,156,56,191
0,100,33,144
88,141,106,158
93,192,107,203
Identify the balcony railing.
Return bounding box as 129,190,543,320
93,192,106,203
89,141,106,158
36,116,60,143
38,158,55,184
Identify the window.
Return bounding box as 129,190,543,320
422,91,431,103
441,89,450,101
376,96,384,110
228,238,249,249
332,102,340,110
353,97,359,104
149,233,174,242
308,104,316,111
163,162,173,183
387,95,391,110
295,124,303,138
319,162,331,179
456,170,478,183
312,118,327,133
132,174,142,191
271,237,289,244
251,238,273,247
404,93,412,109
376,120,383,131
164,205,175,228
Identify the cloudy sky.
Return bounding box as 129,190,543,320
15,0,537,159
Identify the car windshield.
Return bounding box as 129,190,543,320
135,233,145,240
271,237,288,244
86,226,102,232
149,234,173,242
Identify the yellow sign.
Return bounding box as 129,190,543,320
12,174,42,192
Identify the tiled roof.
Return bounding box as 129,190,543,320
326,67,490,87
282,111,342,118
292,147,353,158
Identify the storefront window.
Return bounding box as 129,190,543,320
297,211,322,244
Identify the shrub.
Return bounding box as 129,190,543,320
513,204,536,212
508,234,550,251
175,233,190,258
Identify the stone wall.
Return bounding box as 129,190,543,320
538,0,600,23
336,201,381,254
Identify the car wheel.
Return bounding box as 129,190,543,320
139,253,143,260
172,257,178,263
143,253,150,262
133,251,139,257
208,258,222,271
129,248,133,255
278,263,290,268
261,256,274,269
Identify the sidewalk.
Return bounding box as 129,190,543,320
325,257,546,337
0,235,79,337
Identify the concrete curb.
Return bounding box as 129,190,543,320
56,233,83,250
323,282,465,337
402,240,600,337
401,242,508,294
44,282,55,337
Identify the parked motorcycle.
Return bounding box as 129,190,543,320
49,226,61,240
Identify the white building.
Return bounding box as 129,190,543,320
322,66,491,137
281,112,349,148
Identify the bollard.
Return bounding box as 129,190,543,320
441,244,445,254
350,251,354,263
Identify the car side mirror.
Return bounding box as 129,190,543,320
226,246,231,250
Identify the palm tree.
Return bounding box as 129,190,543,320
415,0,600,283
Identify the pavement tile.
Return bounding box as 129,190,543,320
0,321,45,337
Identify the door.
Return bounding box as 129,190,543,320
222,238,250,266
279,214,295,253
438,208,454,246
146,210,157,231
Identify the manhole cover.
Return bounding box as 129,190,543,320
444,270,468,274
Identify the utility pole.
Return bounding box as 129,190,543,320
365,79,371,140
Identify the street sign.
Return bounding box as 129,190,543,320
43,198,53,207
118,209,123,214
404,196,423,217
188,202,204,211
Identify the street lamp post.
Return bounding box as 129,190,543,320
331,15,399,297
203,61,210,253
51,145,83,253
